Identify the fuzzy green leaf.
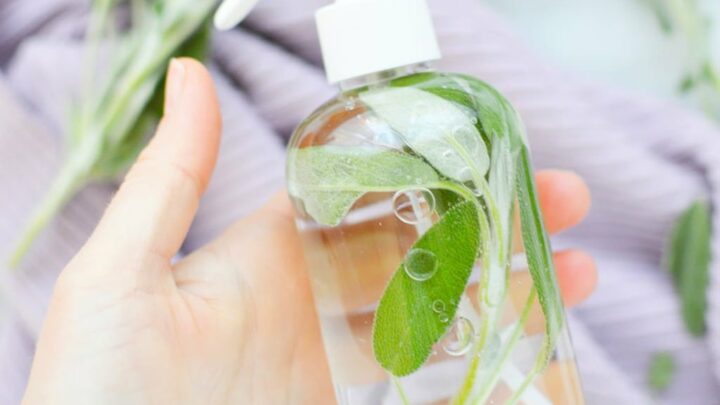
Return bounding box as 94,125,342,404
373,201,480,376
666,200,711,336
287,146,441,226
360,87,489,183
516,147,564,365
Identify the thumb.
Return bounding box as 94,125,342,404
81,58,222,274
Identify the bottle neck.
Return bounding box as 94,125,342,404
338,63,434,92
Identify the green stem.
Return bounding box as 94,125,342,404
470,288,537,404
442,139,511,405
504,337,553,405
432,180,496,405
446,137,505,262
452,306,497,405
8,161,90,267
392,376,411,405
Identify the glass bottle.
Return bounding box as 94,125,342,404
286,63,585,404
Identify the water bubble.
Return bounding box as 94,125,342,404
442,317,474,356
438,313,450,323
442,149,454,159
404,248,438,281
392,188,436,224
344,99,356,111
432,299,446,313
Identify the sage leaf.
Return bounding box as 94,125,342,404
287,146,441,226
373,201,480,376
666,200,711,336
648,352,675,392
360,87,489,182
516,147,564,365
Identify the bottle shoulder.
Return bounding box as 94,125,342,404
288,71,525,152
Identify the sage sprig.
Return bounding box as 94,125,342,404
9,0,216,267
289,73,565,403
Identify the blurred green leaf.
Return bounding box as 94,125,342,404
648,352,675,392
666,200,711,336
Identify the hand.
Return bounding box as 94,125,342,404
22,59,596,404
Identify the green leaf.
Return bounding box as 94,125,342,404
648,352,675,392
360,87,490,182
373,201,480,376
287,146,441,226
433,188,463,215
679,74,697,94
665,200,711,336
516,147,564,365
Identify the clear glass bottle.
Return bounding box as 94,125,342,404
286,64,585,404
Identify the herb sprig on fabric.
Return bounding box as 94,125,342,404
8,0,216,267
665,200,711,336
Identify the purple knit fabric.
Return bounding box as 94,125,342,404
1,1,719,404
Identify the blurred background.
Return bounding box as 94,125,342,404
0,0,718,404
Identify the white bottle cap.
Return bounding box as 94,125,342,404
316,0,442,84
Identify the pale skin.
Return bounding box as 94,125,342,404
22,59,597,405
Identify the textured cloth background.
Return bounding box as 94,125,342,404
1,0,719,404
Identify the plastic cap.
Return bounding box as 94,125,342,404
316,0,441,83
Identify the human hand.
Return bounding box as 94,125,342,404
22,59,596,404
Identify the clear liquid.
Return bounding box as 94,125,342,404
295,193,583,404
287,70,585,404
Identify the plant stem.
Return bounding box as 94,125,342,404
441,138,513,405
469,288,537,404
504,339,552,405
8,160,90,267
392,376,411,405
446,137,505,262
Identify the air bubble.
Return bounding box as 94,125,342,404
404,248,438,281
442,317,474,356
392,188,436,224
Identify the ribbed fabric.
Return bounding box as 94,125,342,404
1,0,719,404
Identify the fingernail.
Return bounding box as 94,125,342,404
165,58,186,115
